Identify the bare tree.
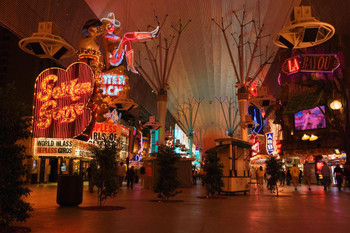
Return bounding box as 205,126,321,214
135,15,191,145
212,3,274,140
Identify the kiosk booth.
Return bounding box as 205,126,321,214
206,138,252,194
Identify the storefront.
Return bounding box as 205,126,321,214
88,122,130,160
31,138,93,183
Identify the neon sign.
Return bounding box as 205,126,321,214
266,132,274,155
288,57,300,74
248,105,262,134
88,122,129,148
33,62,94,138
250,134,260,157
101,74,126,96
282,54,340,75
101,12,159,73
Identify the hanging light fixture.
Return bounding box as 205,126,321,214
273,6,335,49
19,22,75,60
330,100,342,110
301,134,310,140
309,134,318,141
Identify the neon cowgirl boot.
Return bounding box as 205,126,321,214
109,46,124,67
132,26,159,42
126,49,138,73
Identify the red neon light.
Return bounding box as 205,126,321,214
250,135,260,157
101,12,159,73
287,58,300,74
33,62,94,138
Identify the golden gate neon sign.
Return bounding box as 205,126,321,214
33,63,94,138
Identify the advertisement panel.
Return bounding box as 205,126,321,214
88,122,129,153
34,138,73,156
34,138,93,158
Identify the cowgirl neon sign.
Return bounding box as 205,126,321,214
101,12,159,73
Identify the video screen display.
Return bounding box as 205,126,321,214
294,106,326,131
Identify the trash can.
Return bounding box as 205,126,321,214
56,175,83,206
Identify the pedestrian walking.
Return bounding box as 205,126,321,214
321,162,331,191
140,165,146,186
87,165,94,193
279,170,285,186
250,166,257,184
286,168,292,186
257,166,265,186
344,164,350,189
304,161,312,191
192,169,198,185
290,164,300,191
117,162,126,188
126,166,135,189
334,164,344,191
144,164,153,189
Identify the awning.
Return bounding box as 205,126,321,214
205,145,228,154
283,91,323,114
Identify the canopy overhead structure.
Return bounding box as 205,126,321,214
84,0,301,151
0,0,302,152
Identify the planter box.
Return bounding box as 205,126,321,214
56,175,83,206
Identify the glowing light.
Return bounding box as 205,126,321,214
309,134,318,141
288,57,300,73
266,132,274,155
33,62,94,138
101,74,126,96
330,100,342,110
101,12,159,73
277,73,281,86
301,134,310,140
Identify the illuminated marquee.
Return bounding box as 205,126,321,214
33,62,94,138
88,122,129,149
101,74,126,96
282,54,340,75
34,138,93,157
34,138,73,156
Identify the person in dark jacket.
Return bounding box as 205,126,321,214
321,162,331,191
126,166,135,189
286,168,292,186
279,170,286,186
334,164,344,191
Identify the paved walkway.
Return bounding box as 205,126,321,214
16,182,350,233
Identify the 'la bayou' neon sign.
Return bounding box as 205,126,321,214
282,54,340,75
33,62,94,138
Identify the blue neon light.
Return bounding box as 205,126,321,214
249,105,263,133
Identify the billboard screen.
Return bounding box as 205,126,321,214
294,106,326,131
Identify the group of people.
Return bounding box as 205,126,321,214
87,162,149,193
116,162,140,189
250,162,349,192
